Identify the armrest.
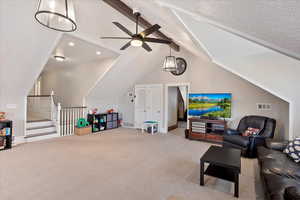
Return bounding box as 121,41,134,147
226,129,241,135
249,134,266,145
265,139,288,151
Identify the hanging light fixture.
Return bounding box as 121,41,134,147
35,0,77,32
162,47,178,72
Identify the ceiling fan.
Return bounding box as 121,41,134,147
101,12,171,52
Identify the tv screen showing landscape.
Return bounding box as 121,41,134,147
188,93,232,118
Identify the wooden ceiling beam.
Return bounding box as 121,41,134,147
102,0,180,52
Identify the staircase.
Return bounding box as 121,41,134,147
25,120,59,142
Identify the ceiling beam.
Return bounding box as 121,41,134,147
102,0,180,52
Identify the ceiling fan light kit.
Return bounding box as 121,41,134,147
35,0,77,32
130,38,143,47
101,12,171,52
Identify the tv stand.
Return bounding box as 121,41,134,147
188,118,227,143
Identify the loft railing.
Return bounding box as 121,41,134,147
27,93,87,136
59,106,87,136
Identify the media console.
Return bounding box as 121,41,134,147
188,118,227,143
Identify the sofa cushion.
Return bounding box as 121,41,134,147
284,186,300,200
284,138,300,163
262,173,300,200
223,135,249,147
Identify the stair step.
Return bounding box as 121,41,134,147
26,120,53,129
25,131,57,139
26,119,51,123
26,125,55,131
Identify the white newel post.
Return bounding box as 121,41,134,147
57,103,61,136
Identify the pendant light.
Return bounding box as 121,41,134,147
35,0,77,32
162,47,178,72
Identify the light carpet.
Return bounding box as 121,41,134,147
0,128,263,200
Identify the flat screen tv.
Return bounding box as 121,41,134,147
188,93,232,118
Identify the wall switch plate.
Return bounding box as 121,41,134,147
6,104,17,109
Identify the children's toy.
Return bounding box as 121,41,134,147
0,112,6,121
77,118,89,128
107,109,114,114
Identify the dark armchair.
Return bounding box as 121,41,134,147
223,115,276,158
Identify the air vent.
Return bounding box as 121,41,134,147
257,103,271,111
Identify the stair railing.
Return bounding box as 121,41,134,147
59,106,87,136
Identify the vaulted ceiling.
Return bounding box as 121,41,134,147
130,0,300,60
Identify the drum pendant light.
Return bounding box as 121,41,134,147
162,47,178,72
35,0,77,32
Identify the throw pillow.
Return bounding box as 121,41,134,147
242,127,260,137
284,137,300,163
284,186,300,200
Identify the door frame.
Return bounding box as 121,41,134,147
134,84,164,131
164,83,190,133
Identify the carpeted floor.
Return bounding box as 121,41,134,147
0,128,262,200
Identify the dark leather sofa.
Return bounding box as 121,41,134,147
223,115,276,157
257,140,300,200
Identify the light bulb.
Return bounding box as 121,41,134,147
130,39,143,47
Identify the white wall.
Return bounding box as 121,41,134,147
41,58,116,107
175,10,298,139
168,87,178,127
132,48,289,140
87,46,165,116
0,1,60,137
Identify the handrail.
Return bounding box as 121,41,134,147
62,106,88,109
27,95,51,98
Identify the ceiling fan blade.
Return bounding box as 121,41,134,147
142,42,152,52
120,41,132,50
112,22,133,36
101,37,132,40
144,37,171,44
140,24,161,37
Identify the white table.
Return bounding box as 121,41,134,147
141,121,159,135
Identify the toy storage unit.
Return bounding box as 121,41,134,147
0,120,12,150
87,113,119,133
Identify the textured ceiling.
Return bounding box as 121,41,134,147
155,0,300,59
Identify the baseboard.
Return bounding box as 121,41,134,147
168,124,178,131
13,136,26,146
121,125,135,129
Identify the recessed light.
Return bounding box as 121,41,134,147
96,51,101,55
68,42,75,47
54,55,66,62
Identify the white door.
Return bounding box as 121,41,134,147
150,85,163,131
134,85,163,131
134,87,147,128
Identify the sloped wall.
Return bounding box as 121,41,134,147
0,1,61,137
86,46,165,113
40,58,117,107
132,49,289,140
174,10,298,139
